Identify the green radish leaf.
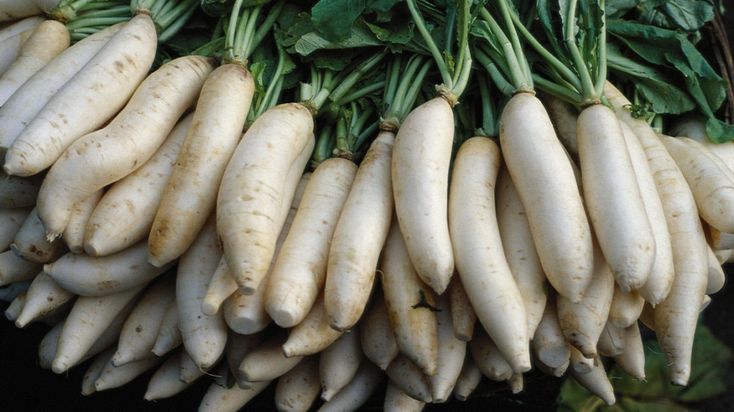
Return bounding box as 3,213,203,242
638,0,714,31
605,0,638,17
536,0,566,59
705,118,734,143
364,17,414,46
311,0,368,41
200,0,270,17
294,21,381,56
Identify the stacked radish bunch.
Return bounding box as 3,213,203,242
0,0,732,411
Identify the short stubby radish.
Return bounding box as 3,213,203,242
449,137,530,373
320,330,362,401
44,242,169,297
392,96,455,294
0,20,70,105
577,104,655,291
266,157,357,327
36,55,214,238
149,63,254,267
448,276,477,342
500,93,593,302
218,102,314,293
5,14,158,177
325,129,394,331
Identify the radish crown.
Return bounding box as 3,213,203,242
130,0,200,42
223,0,284,66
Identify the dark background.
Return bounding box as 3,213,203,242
1,9,733,412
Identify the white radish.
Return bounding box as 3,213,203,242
496,167,547,337
0,207,30,250
281,294,341,358
449,137,530,373
569,345,593,374
177,216,227,370
81,348,113,396
0,278,28,301
381,221,438,376
44,242,169,296
38,320,63,369
360,291,398,370
447,276,476,342
320,329,362,401
500,93,593,302
62,189,102,253
179,349,208,384
533,298,570,375
11,208,65,263
149,63,254,267
4,14,158,176
609,285,645,329
620,121,674,305
386,354,432,403
218,102,314,293
112,275,175,366
318,361,382,412
0,250,39,286
453,354,482,401
709,226,734,250
543,94,579,154
597,322,626,357
570,357,616,406
392,96,454,294
199,380,271,412
238,331,302,384
0,171,41,208
0,20,69,105
225,332,263,377
94,355,162,391
0,1,41,21
0,16,44,43
15,271,73,327
0,28,33,76
613,323,646,380
151,300,181,357
706,244,725,294
4,290,25,320
275,356,320,412
223,285,270,335
325,130,394,331
144,350,196,401
384,381,426,412
202,257,237,316
469,328,513,382
431,293,466,403
0,23,123,150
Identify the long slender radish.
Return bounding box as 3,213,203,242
447,276,476,342
52,285,142,373
266,157,356,327
44,242,169,296
0,1,41,21
11,208,65,263
381,221,438,376
0,23,123,150
199,380,271,412
605,82,708,386
386,354,433,403
0,171,41,208
144,350,196,401
15,271,73,327
149,64,254,267
4,291,25,320
81,348,113,396
431,293,466,403
37,55,214,237
83,114,191,257
609,285,645,329
62,190,102,253
151,300,181,357
179,349,209,383
569,345,593,374
4,14,158,176
360,291,398,370
570,357,615,406
453,354,482,401
597,322,626,357
0,16,44,43
38,320,63,370
557,246,615,358
281,294,342,358
613,323,646,380
320,329,362,401
275,356,320,412
392,96,454,294
384,381,426,412
500,93,593,302
325,130,394,331
0,250,40,286
449,137,529,373
94,355,162,391
469,328,513,382
543,94,579,154
177,216,227,370
671,115,734,169
0,20,69,105
619,121,674,305
496,167,547,337
112,275,174,366
0,29,34,76
533,297,570,375
239,331,302,384
318,361,382,412
706,244,725,294
577,104,655,291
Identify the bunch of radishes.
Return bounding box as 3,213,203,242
0,0,732,410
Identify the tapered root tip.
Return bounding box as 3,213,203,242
601,393,616,406
201,300,220,317
143,390,156,401
454,394,468,402
269,307,301,329
94,380,109,391
321,389,335,402
670,369,690,386
111,352,129,367
83,242,100,257
51,357,70,374
511,353,532,374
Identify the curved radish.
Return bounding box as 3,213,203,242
469,328,513,382
238,331,302,384
577,104,655,291
431,293,466,403
0,250,40,286
384,381,426,412
447,276,476,342
597,322,626,357
318,361,382,412
613,323,646,380
151,301,181,357
496,167,547,337
533,297,570,376
543,94,579,154
144,350,197,401
0,278,28,301
0,20,69,105
706,244,725,294
94,355,162,392
11,208,65,263
266,157,356,327
176,216,227,370
381,221,438,376
500,93,593,302
62,190,102,254
449,137,529,373
281,294,342,358
199,380,271,412
325,130,394,331
37,55,214,237
222,286,270,335
81,348,113,396
218,103,314,293
620,121,674,305
84,114,192,256
609,285,645,329
392,96,454,294
0,16,44,43
0,23,123,151
4,291,25,320
386,355,432,403
275,356,320,412
179,349,208,384
360,291,398,370
0,29,33,76
44,242,169,296
5,14,158,176
320,329,361,401
570,356,615,406
15,271,73,327
453,354,481,401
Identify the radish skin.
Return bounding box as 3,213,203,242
385,355,432,403
179,349,208,384
81,348,113,396
275,356,320,412
11,208,65,263
320,329,361,401
392,96,455,294
15,271,73,327
0,1,41,21
384,381,426,412
569,345,593,374
318,362,382,412
453,354,482,401
500,93,593,302
0,279,28,301
62,190,102,254
5,14,158,176
706,245,725,294
620,122,674,305
44,242,169,296
609,285,645,329
431,293,466,402
447,276,476,342
0,20,69,105
543,94,579,154
0,250,40,286
0,171,41,208
381,221,438,376
709,227,734,250
266,157,356,327
225,332,263,377
449,137,530,373
84,114,193,256
151,300,181,357
597,322,626,357
238,331,302,383
0,16,44,43
469,328,513,382
144,350,197,401
0,24,123,151
94,355,162,391
223,286,271,335
281,294,342,358
325,130,394,331
533,298,570,374
613,323,646,380
4,291,25,320
199,380,271,412
0,207,31,249
360,291,398,370
0,29,33,76
570,356,616,405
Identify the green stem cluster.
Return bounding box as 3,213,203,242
224,0,284,66
130,0,200,42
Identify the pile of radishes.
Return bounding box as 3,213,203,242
0,0,732,410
